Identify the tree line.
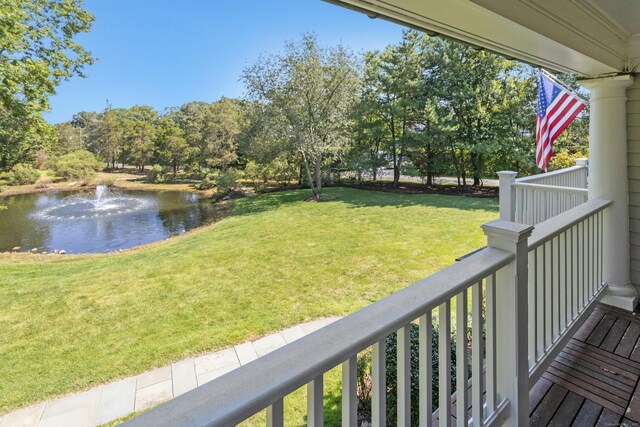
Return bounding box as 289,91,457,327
54,98,243,177
2,18,589,198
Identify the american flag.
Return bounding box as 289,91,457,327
536,72,586,171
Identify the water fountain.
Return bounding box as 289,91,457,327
1,186,216,253
33,185,154,221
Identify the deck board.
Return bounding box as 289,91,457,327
586,313,617,347
531,303,640,427
600,318,630,351
614,322,640,357
571,400,603,426
595,408,622,426
547,392,584,427
531,384,568,427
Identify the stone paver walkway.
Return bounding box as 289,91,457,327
0,317,340,427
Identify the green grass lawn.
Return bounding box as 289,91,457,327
0,187,497,415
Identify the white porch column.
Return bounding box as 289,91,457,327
581,75,638,311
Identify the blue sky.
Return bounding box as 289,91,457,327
44,0,404,124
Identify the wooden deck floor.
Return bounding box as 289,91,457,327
530,303,640,426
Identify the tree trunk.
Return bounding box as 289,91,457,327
314,157,322,197
302,156,318,199
426,141,434,185
470,150,481,186
393,166,400,188
173,159,178,178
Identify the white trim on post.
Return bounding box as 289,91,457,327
581,74,638,311
482,220,534,427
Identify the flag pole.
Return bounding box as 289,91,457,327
540,68,590,106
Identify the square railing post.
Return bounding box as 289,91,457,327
482,220,533,426
575,158,589,189
497,171,518,221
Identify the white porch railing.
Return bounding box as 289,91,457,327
526,198,610,383
499,159,589,225
123,197,610,427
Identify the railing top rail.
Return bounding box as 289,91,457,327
511,182,589,195
123,247,513,427
528,198,611,251
515,165,586,184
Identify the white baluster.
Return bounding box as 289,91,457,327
456,291,468,427
267,399,284,427
307,376,323,427
342,356,357,427
439,301,451,427
419,312,433,427
486,274,497,413
398,326,411,427
372,340,386,427
528,250,537,365
471,282,484,426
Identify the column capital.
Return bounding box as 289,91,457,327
496,170,518,180
482,220,533,250
579,74,634,99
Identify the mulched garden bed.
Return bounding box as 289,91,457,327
338,181,499,198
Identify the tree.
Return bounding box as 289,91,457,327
360,31,426,188
201,98,242,171
0,0,94,116
92,108,125,169
0,107,55,169
155,116,191,177
424,39,536,185
173,99,242,172
53,122,86,155
243,34,360,199
0,0,94,170
124,119,156,171
350,89,390,182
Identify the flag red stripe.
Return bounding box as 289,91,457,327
535,76,586,171
550,102,585,142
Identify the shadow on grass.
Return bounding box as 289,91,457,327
228,187,498,219
229,190,309,217
328,188,498,212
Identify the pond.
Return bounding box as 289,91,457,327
0,186,220,254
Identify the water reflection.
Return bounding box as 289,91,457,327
0,189,217,254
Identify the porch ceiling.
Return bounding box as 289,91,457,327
325,0,640,76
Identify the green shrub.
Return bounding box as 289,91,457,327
185,164,209,180
215,168,242,195
148,164,167,183
194,173,216,190
96,177,116,188
548,151,587,171
51,150,103,180
357,323,464,425
244,160,262,185
9,164,40,185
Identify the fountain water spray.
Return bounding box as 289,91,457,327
33,185,155,221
